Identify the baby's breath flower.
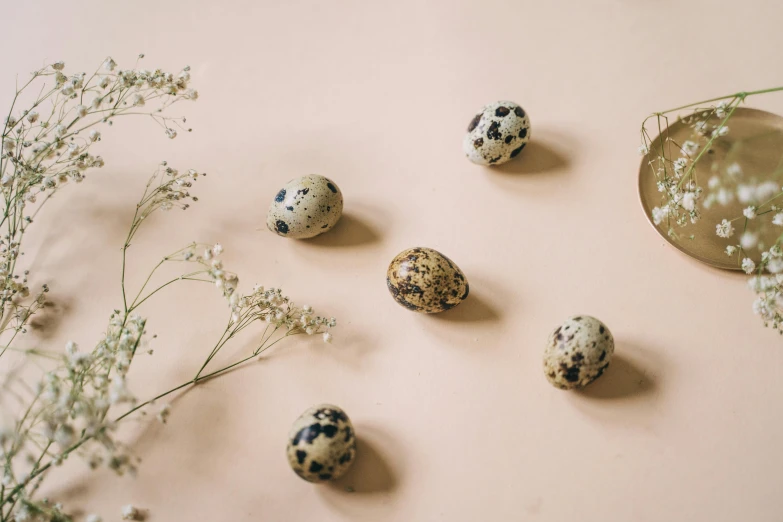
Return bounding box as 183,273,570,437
681,192,696,211
652,206,667,225
740,231,759,250
712,125,729,137
121,505,142,520
742,258,756,274
767,258,783,274
737,184,755,204
715,100,728,118
727,162,743,177
673,157,688,174
716,219,734,238
743,206,757,219
681,140,699,157
156,404,171,424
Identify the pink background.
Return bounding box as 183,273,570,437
3,1,783,520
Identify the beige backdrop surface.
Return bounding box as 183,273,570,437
2,0,783,520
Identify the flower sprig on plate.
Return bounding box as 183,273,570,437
640,86,783,332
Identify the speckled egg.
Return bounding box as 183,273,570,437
463,100,531,166
286,404,356,483
543,315,614,390
267,175,343,239
386,247,469,313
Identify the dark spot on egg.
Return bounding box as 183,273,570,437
275,189,286,202
487,121,502,140
514,106,525,118
309,461,323,473
439,299,456,310
296,450,307,464
473,137,484,148
504,135,515,144
495,106,510,117
563,364,581,383
326,182,337,193
275,220,289,234
510,143,526,158
468,113,482,132
518,127,528,139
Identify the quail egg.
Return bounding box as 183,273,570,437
286,404,356,483
463,100,531,166
386,247,469,313
543,315,614,389
267,175,343,239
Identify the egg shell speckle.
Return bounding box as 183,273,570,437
267,175,343,239
286,404,356,483
386,247,469,313
543,315,614,389
463,100,531,166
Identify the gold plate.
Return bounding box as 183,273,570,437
638,107,783,270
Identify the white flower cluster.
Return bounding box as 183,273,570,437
643,100,742,237
0,57,337,522
138,163,202,217
641,94,783,332
0,314,149,520
749,269,783,332
11,499,72,522
0,57,198,348
174,243,336,344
